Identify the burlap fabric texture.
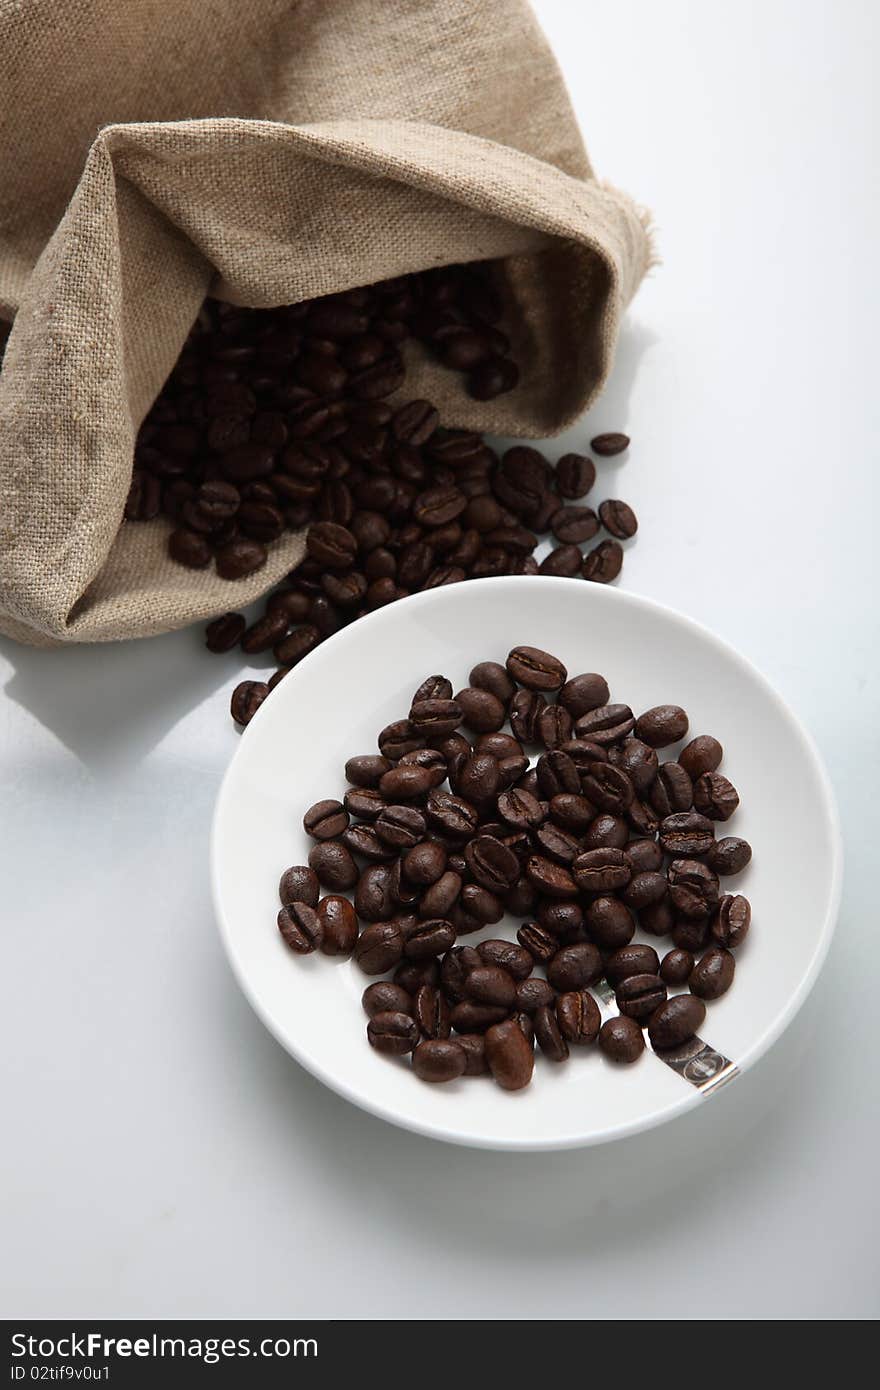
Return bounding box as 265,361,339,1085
0,0,652,645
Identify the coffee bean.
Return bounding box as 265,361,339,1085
403,918,455,959
274,625,321,665
378,765,434,801
455,687,507,734
279,864,320,908
450,1000,508,1033
426,791,479,836
582,539,623,582
585,896,635,948
689,947,736,999
575,703,635,745
303,799,349,841
659,949,694,985
534,1004,569,1062
556,989,601,1045
465,835,519,893
353,921,404,974
706,837,752,876
616,972,667,1023
241,610,290,654
650,762,694,817
465,966,517,1010
392,399,439,445
409,698,463,737
546,943,602,992
394,959,439,993
375,805,426,850
624,837,664,874
516,923,557,966
377,718,424,759
539,543,583,577
678,735,723,780
572,847,631,892
548,792,595,831
667,859,720,918
362,981,412,1019
419,870,462,918
215,537,267,579
671,918,710,952
452,1033,486,1075
414,985,452,1039
608,737,658,795
485,1018,534,1090
278,902,323,954
536,703,573,749
403,841,447,886
648,995,706,1050
344,788,385,821
605,943,661,987
526,854,578,898
621,871,668,911
639,897,676,937
316,895,359,955
582,814,630,850
550,506,599,544
230,680,268,725
590,432,630,456
581,761,634,813
343,823,396,861
711,893,751,948
206,611,246,652
598,1015,644,1063
536,750,580,797
558,673,610,718
659,811,715,856
469,661,516,703
308,840,358,891
506,645,567,691
497,787,545,830
693,771,740,821
509,689,546,743
459,883,503,924
367,1010,419,1055
412,1039,467,1082
556,452,596,499
355,864,396,921
598,498,637,539
634,705,689,748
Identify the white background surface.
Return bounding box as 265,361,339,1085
1,0,877,1320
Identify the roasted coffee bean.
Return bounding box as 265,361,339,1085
378,764,434,802
671,918,710,952
412,1039,467,1082
277,901,323,954
667,858,720,918
497,786,545,830
572,847,631,892
581,761,634,813
689,947,736,999
206,611,246,652
536,750,580,797
355,864,396,921
367,1010,419,1055
230,679,268,725
639,896,676,937
598,1015,644,1063
418,870,461,919
609,738,658,795
534,822,581,866
414,985,452,1039
605,943,661,987
409,698,462,736
343,823,396,861
516,923,557,965
548,792,595,831
454,687,506,734
465,835,519,893
560,737,608,770
392,399,439,445
454,1033,488,1075
274,625,321,665
399,747,448,788
403,917,455,959
506,645,567,691
506,875,537,917
513,981,554,1021
440,945,482,1001
659,811,715,856
375,805,426,849
556,989,601,1045
267,588,312,623
403,841,447,886
168,527,212,569
585,896,635,948
526,854,578,898
509,689,546,743
394,959,440,993
635,704,689,748
215,537,268,579
591,432,630,456
308,840,358,891
598,498,638,539
616,972,667,1023
582,813,630,849
678,735,724,781
650,762,694,817
536,703,573,748
625,837,664,874
469,661,516,703
546,942,602,992
279,864,320,908
534,1004,569,1062
539,543,583,577
582,539,623,582
550,505,599,544
344,788,385,820
626,796,659,837
303,799,349,841
460,883,503,924
426,790,479,836
558,673,609,719
477,939,533,981
659,949,694,985
485,1018,534,1090
362,981,413,1019
648,995,706,1050
706,837,752,876
354,921,404,974
450,1000,508,1033
537,900,586,939
241,610,290,654
465,965,517,1010
619,869,667,912
411,674,453,705
377,718,424,760
693,771,740,821
575,703,635,745
556,452,596,499
711,893,751,948
454,752,500,804
315,895,358,955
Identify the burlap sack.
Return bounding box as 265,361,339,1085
0,0,652,645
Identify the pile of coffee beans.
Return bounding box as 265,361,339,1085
276,647,753,1091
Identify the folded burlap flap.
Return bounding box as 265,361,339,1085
0,0,652,645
